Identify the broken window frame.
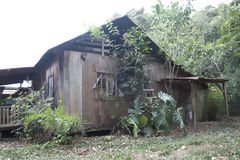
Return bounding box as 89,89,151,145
95,72,119,98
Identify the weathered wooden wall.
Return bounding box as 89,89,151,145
60,51,83,117
32,51,205,130
144,62,205,122
61,51,130,131
32,53,61,106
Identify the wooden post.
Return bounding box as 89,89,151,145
191,82,197,130
222,83,229,117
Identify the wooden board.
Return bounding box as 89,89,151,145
0,124,20,131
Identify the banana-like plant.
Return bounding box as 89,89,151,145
120,91,185,137
151,91,185,132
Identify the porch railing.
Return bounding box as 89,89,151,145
0,106,14,125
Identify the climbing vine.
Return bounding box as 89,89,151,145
89,23,185,137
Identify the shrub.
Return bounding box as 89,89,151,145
120,91,185,137
151,92,185,132
24,105,83,144
12,89,84,144
11,88,51,135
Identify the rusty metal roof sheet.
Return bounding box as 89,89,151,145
0,67,34,85
163,77,229,83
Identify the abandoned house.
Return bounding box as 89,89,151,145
0,16,229,132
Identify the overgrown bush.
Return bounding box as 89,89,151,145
12,89,84,144
24,105,83,144
120,91,185,137
11,88,50,128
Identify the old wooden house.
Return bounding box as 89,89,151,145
0,16,228,132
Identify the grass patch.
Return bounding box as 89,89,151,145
1,118,240,159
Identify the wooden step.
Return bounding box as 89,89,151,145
143,89,154,92
146,96,157,99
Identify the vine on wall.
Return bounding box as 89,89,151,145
89,23,185,137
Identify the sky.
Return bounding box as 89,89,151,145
0,0,232,69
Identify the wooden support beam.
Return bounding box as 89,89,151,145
222,83,229,117
191,82,197,130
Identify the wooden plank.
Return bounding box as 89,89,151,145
0,124,21,131
75,40,111,48
105,74,109,97
143,89,155,92
6,108,9,124
115,77,118,96
223,83,229,117
100,74,103,96
63,51,70,114
3,109,5,124
69,52,83,117
191,82,197,130
110,77,114,96
0,108,2,124
63,45,110,55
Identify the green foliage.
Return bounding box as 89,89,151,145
120,92,185,137
11,88,52,133
24,105,83,144
90,24,152,97
151,92,185,132
204,85,225,120
139,114,148,128
89,25,105,40
113,27,153,97
12,88,83,144
120,96,145,137
130,0,240,113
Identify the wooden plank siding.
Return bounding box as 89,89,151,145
0,106,15,129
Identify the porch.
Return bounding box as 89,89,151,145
0,106,19,140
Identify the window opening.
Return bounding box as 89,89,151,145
96,72,118,97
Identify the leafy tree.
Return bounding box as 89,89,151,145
217,0,240,110
126,0,240,114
